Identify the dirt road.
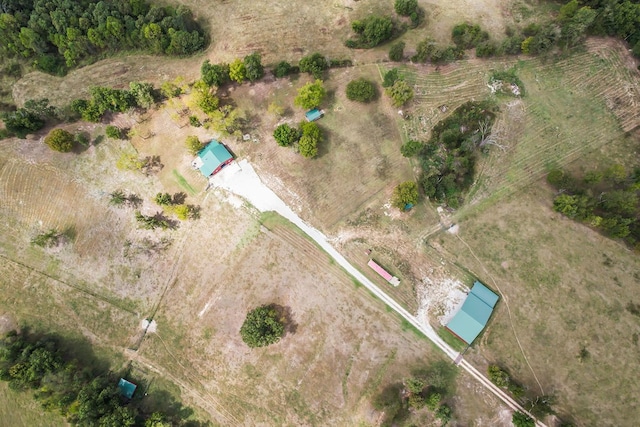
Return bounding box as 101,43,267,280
211,159,546,427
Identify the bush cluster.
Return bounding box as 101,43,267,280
418,101,497,207
346,78,377,103
547,165,640,248
0,330,199,426
346,15,395,48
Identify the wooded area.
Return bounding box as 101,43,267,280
0,0,205,75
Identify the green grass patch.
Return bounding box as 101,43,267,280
437,326,468,352
172,169,197,195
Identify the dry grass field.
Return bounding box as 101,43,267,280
2,0,640,423
432,184,640,426
0,113,505,425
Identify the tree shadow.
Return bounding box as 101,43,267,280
271,304,298,336
171,192,187,204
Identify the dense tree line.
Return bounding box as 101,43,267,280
547,165,640,249
0,0,205,75
583,0,640,56
71,81,155,122
405,101,497,208
0,329,205,426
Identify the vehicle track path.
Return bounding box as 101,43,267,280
211,160,547,426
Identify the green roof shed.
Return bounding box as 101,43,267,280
446,281,499,344
118,378,137,399
193,140,233,177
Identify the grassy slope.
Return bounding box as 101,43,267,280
0,382,66,427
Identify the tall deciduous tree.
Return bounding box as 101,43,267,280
294,80,326,109
243,52,264,82
273,123,301,147
240,305,285,348
229,59,246,83
392,181,418,209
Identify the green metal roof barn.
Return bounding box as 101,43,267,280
118,378,137,399
192,140,233,177
446,281,499,345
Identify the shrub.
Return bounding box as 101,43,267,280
451,23,489,49
385,80,413,107
298,121,322,158
240,305,285,348
201,60,230,87
105,125,122,139
31,229,63,247
185,136,204,155
347,15,394,48
273,61,293,78
189,116,201,127
299,53,329,79
243,52,264,82
346,78,376,102
273,123,301,147
395,0,418,16
74,132,90,147
382,68,400,88
229,59,246,83
512,411,535,427
501,36,524,55
476,41,497,57
389,41,405,61
44,129,74,152
400,140,423,157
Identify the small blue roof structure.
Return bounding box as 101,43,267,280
446,281,499,345
305,108,323,122
194,140,233,177
118,378,137,399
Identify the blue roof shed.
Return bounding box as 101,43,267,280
193,140,233,177
446,281,499,345
305,109,323,122
118,378,137,399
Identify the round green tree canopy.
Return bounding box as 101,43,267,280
240,305,285,348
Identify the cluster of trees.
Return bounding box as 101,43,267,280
153,192,199,221
547,165,640,248
71,82,156,122
581,0,640,57
346,15,395,48
346,78,377,103
0,98,55,138
412,37,464,64
273,121,323,158
0,0,205,74
403,101,497,208
200,52,264,87
239,305,285,348
488,365,565,422
382,68,414,107
0,329,200,426
372,361,457,427
394,0,423,27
